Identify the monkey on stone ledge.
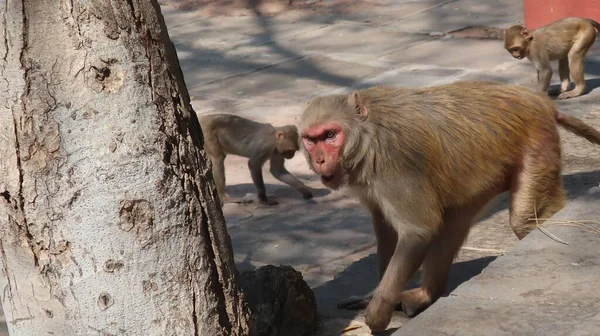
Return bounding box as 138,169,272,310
299,81,600,332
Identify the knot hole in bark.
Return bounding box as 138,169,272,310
118,199,154,232
95,67,111,81
118,199,155,247
103,259,124,273
87,58,123,93
1,190,10,202
97,292,114,311
142,280,158,292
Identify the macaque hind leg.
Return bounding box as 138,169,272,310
213,155,253,205
211,154,227,201
558,53,587,99
558,35,594,99
509,143,566,239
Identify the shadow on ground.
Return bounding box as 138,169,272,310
159,0,382,17
312,254,496,324
226,182,332,200
162,0,537,115
547,61,600,97
229,169,600,332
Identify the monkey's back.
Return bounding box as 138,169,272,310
199,114,276,158
363,81,559,205
533,17,598,60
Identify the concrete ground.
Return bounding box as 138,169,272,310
157,0,600,335
2,1,600,335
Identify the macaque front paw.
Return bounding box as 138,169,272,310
364,296,395,332
301,189,313,200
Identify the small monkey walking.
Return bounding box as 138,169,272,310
504,17,600,99
200,114,313,206
299,81,600,332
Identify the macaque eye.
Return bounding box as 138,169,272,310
304,136,316,144
510,47,520,53
325,130,336,139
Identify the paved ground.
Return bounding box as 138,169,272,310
157,0,600,335
3,1,600,334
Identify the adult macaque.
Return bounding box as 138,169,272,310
299,81,600,332
200,114,313,206
504,17,600,99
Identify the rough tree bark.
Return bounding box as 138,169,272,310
0,0,250,335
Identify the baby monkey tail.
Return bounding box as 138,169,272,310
556,110,600,145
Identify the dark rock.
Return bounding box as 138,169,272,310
239,265,318,336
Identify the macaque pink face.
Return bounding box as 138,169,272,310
301,122,345,189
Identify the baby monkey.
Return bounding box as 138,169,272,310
199,114,313,206
504,17,600,99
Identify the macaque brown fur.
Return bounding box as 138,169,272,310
200,114,312,206
504,17,600,99
299,81,600,332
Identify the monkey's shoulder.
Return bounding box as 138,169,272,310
200,113,273,131
535,17,595,34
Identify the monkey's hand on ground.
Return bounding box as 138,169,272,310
300,188,313,200
365,296,395,332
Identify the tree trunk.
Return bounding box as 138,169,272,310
0,1,250,335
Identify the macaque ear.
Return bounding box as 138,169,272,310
347,91,369,121
275,130,284,140
521,28,533,41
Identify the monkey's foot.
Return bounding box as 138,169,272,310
399,288,433,317
365,296,395,332
337,294,372,310
557,89,584,99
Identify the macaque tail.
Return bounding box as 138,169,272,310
587,18,600,32
556,111,600,145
